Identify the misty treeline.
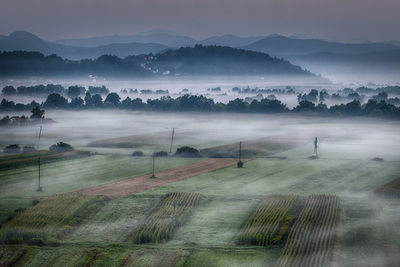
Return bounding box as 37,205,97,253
1,89,400,119
1,84,169,97
2,84,110,98
0,46,310,76
0,105,53,127
297,87,400,106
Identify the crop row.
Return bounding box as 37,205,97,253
132,192,201,244
0,192,97,244
275,194,339,267
237,195,298,246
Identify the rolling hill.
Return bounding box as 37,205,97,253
0,46,313,77
133,45,313,76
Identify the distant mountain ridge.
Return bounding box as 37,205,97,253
241,35,400,77
0,31,170,59
55,30,197,48
198,34,264,47
242,35,399,57
0,31,78,56
2,30,399,60
1,30,399,78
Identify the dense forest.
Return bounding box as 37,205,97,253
0,45,312,77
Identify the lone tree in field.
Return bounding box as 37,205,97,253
49,142,74,153
30,106,45,119
175,146,201,157
153,151,168,157
3,144,21,154
132,150,144,157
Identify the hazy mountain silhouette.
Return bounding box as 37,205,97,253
0,31,171,59
199,34,264,47
291,49,400,75
2,31,399,78
55,30,197,48
69,42,169,59
242,35,399,57
0,31,78,55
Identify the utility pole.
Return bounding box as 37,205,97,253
38,125,42,149
169,128,175,154
239,141,242,161
314,137,318,157
37,157,42,192
36,125,43,192
151,153,156,178
237,141,243,168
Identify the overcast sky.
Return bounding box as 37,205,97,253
0,0,399,42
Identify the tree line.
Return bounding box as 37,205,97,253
1,91,400,118
2,84,109,97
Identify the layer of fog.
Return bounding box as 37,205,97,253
2,76,399,109
1,110,399,159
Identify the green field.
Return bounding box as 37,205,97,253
1,150,399,266
140,157,399,197
0,154,200,225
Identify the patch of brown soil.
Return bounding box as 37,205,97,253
80,158,238,196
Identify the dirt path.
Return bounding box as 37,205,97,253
80,158,238,196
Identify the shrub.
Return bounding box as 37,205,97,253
175,146,201,157
14,208,26,213
153,151,168,157
22,146,37,153
3,144,21,154
49,142,74,153
132,150,144,157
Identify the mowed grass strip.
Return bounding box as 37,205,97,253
0,192,102,244
237,195,299,246
276,194,340,267
80,158,238,196
132,192,201,244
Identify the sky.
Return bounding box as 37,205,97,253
0,0,399,42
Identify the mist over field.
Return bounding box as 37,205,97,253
1,107,400,266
